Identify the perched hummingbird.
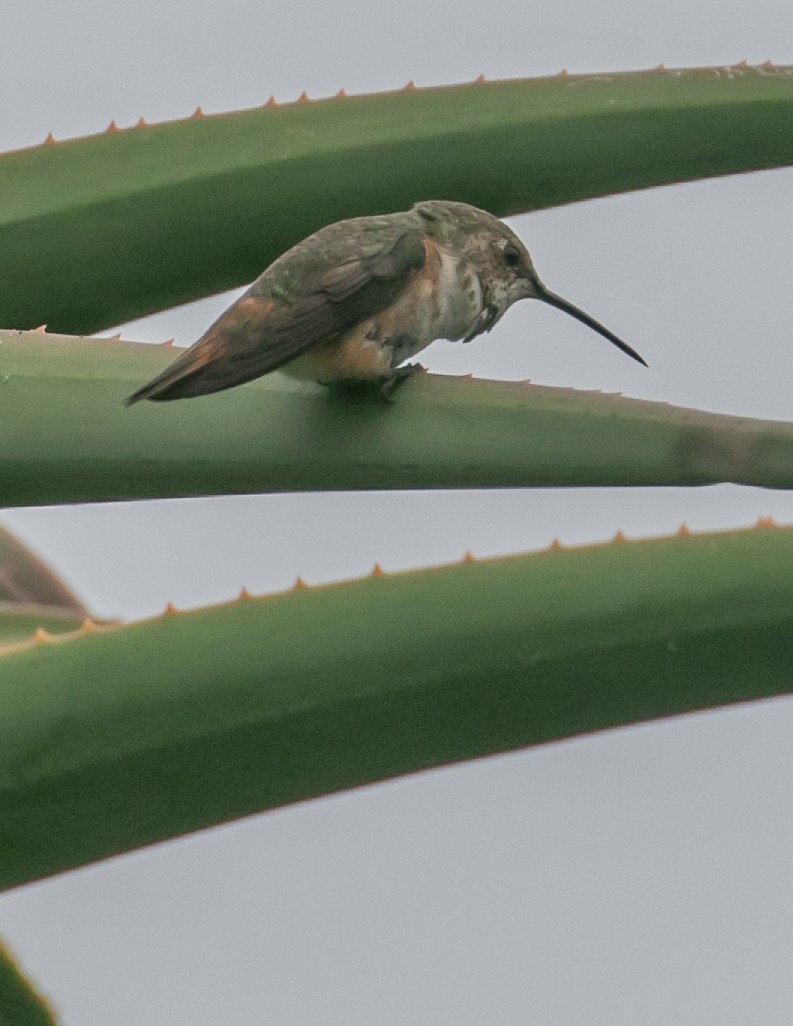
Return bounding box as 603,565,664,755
124,200,645,405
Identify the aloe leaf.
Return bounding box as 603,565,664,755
2,65,793,333
1,524,792,891
2,331,793,505
0,941,57,1026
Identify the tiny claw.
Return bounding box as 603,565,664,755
33,324,48,334
191,106,204,119
237,586,252,601
135,117,147,128
557,68,569,78
292,576,307,590
612,530,627,543
473,73,486,85
461,551,476,564
80,618,99,633
379,363,424,402
677,523,690,537
336,87,347,98
296,91,309,104
370,563,385,578
548,538,563,551
163,601,179,616
105,120,119,133
34,628,52,644
264,96,278,108
755,516,776,529
43,132,56,146
402,80,416,91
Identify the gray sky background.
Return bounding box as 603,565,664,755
2,2,793,1023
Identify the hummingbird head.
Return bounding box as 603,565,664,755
413,200,646,366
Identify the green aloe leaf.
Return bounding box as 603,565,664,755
0,941,57,1026
2,331,793,505
1,64,792,333
1,524,791,891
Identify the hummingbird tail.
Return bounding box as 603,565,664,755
123,356,216,406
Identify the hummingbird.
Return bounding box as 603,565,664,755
124,200,645,405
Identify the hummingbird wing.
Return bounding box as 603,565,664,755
124,216,427,404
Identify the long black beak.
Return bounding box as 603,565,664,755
532,278,647,367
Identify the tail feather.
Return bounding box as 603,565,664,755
123,357,208,406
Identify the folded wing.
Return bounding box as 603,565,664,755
124,216,426,404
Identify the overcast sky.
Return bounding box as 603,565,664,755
2,2,793,1024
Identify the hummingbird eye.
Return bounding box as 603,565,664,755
503,243,521,268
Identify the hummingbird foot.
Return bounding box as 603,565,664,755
324,364,425,404
378,362,425,402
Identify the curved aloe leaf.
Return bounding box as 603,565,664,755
0,941,56,1026
1,524,792,891
2,64,793,333
2,331,793,505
